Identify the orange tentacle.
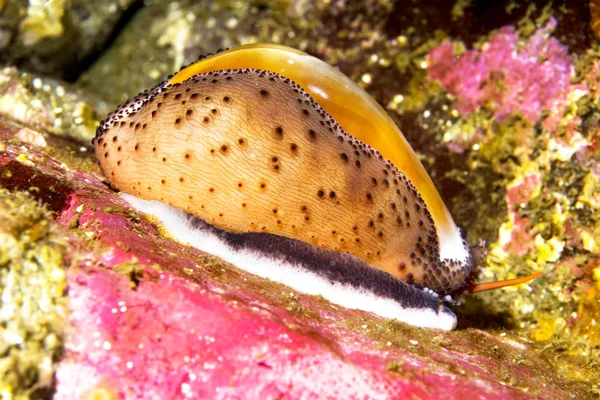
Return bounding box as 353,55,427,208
466,271,542,293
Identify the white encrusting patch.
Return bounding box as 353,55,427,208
121,193,457,331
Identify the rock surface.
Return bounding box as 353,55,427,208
0,0,139,80
0,120,591,399
1,0,599,398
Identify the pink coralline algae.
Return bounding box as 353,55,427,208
500,171,542,255
427,18,573,129
505,172,542,208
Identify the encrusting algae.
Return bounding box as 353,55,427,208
0,189,69,399
411,7,600,389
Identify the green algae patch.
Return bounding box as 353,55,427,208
0,189,69,399
44,140,100,176
113,260,150,289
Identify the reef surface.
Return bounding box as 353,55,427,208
0,118,590,399
0,0,598,398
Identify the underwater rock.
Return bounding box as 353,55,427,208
0,189,68,399
77,0,394,108
0,0,599,397
0,118,592,399
418,6,599,387
0,67,109,141
0,0,139,80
